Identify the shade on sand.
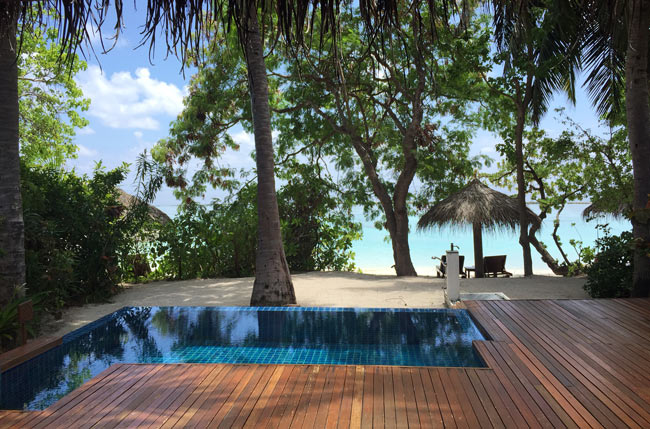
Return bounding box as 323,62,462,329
417,178,541,278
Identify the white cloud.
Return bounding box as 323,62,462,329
77,65,184,130
77,127,95,135
77,144,98,157
134,131,143,139
480,145,496,154
230,130,254,147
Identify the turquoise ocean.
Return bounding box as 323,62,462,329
350,203,630,276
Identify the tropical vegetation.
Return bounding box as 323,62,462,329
0,0,648,349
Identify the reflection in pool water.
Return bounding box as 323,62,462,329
0,306,485,410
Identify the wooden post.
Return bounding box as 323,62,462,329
17,300,33,346
473,222,484,278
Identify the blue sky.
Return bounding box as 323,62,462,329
67,4,609,216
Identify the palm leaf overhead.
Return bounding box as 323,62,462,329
578,0,627,120
492,0,580,124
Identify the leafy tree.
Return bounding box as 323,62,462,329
491,111,632,275
487,1,579,276
275,6,490,276
18,17,90,169
154,6,489,277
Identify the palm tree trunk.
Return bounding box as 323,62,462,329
0,7,25,306
244,6,295,306
626,0,650,297
515,104,533,276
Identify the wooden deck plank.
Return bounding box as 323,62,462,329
409,368,433,429
360,365,374,429
465,370,505,429
447,369,481,429
401,367,420,428
245,364,293,429
437,368,469,428
231,365,277,428
324,365,346,429
289,365,320,429
349,366,365,429
242,365,286,429
371,365,384,429
212,364,272,428
142,364,214,429
492,300,650,428
266,365,303,429
277,365,311,429
120,364,199,428
417,367,444,428
336,366,356,429
488,302,622,428
426,367,456,428
184,364,245,427
298,366,327,429
455,369,493,429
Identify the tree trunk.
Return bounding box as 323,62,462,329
626,0,650,297
514,103,533,276
473,223,484,278
528,227,569,276
244,6,295,306
386,208,417,276
0,7,25,307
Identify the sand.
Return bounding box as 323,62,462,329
40,271,589,339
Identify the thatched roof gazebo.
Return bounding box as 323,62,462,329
417,178,541,278
118,189,171,224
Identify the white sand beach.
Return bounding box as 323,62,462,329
42,271,589,338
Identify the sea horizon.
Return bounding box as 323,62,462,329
351,203,630,277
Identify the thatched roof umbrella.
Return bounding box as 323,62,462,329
417,178,541,278
117,189,171,224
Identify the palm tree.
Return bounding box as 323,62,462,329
0,3,23,306
574,0,650,296
1,1,296,307
490,0,579,276
622,0,650,297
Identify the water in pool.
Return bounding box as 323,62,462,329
0,306,486,410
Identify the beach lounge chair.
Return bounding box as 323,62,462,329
434,255,466,278
483,255,512,277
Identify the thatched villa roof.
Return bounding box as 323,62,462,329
417,178,541,232
582,201,629,220
117,189,171,224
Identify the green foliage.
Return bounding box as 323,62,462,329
154,168,360,279
21,163,148,314
0,289,29,351
18,16,90,169
583,226,634,298
490,110,632,271
276,8,492,221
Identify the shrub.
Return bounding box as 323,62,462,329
21,163,148,315
583,226,633,298
153,171,360,279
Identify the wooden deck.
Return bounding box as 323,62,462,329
0,298,648,428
